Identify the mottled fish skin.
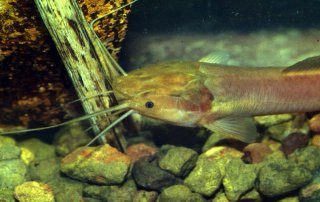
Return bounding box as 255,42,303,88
112,56,320,142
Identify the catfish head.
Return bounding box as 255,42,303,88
112,62,213,126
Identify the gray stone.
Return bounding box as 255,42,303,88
202,133,230,152
289,146,320,172
184,159,223,196
133,190,158,202
49,177,84,202
132,159,180,191
211,191,229,202
299,172,320,202
83,198,101,202
54,123,92,156
61,145,131,184
0,188,15,202
14,181,55,202
157,185,206,202
55,188,83,202
0,159,27,189
278,196,300,202
0,144,21,160
29,157,60,182
83,183,136,202
158,146,198,177
239,189,261,201
254,114,293,127
223,158,257,201
19,138,56,160
257,160,312,196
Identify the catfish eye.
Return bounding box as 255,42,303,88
145,101,154,109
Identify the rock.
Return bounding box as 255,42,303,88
199,146,243,177
19,138,56,160
132,159,180,191
83,198,101,202
299,172,320,202
309,114,320,133
0,138,27,192
0,159,27,189
281,132,309,155
261,137,282,151
49,177,84,202
156,185,206,202
242,143,272,163
202,133,231,151
29,158,60,182
55,190,83,202
184,158,223,196
211,191,229,202
126,143,157,162
14,181,55,202
278,196,300,202
311,134,320,147
263,150,286,163
0,143,20,160
0,188,16,202
254,114,293,127
201,146,243,161
239,189,261,201
268,119,310,142
20,147,35,165
268,121,292,141
83,180,136,202
61,145,131,184
133,190,158,202
202,133,247,152
257,160,312,196
0,136,17,145
289,146,320,172
223,158,257,201
158,146,198,177
156,144,175,158
54,123,93,156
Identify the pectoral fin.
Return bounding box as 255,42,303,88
203,116,259,143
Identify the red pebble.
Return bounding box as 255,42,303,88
242,143,272,164
281,132,309,155
126,143,157,162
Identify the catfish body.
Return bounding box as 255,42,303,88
113,55,320,142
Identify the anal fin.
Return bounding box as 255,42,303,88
203,116,259,143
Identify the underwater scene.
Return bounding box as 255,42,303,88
0,0,320,201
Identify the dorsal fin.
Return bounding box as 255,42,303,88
199,51,230,64
283,55,320,73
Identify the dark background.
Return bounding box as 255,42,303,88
119,0,320,69
126,0,320,34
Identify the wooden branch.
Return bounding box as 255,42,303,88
34,0,121,144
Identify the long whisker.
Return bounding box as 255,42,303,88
0,103,129,135
89,0,139,77
85,109,134,147
60,91,114,108
76,107,128,142
89,0,139,29
83,126,93,133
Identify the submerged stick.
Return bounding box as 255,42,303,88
34,0,124,145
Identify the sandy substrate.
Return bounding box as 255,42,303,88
121,29,320,70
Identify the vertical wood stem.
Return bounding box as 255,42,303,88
35,0,120,144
